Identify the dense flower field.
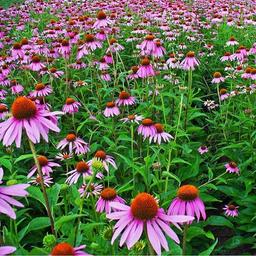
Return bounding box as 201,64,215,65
0,0,256,255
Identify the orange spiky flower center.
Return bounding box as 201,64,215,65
177,185,199,201
51,242,75,255
76,161,90,173
37,156,49,167
101,187,117,200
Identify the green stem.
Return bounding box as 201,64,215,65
131,124,135,190
28,139,56,237
182,224,189,256
160,93,167,125
199,172,226,188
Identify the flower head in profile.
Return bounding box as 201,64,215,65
225,161,239,174
138,118,156,139
116,91,136,106
93,10,112,29
168,185,206,222
0,103,8,120
107,192,194,255
30,83,52,97
103,102,120,117
180,51,200,70
96,187,125,214
212,72,225,84
149,123,173,144
62,98,81,114
51,242,91,256
0,167,30,219
78,183,103,198
223,204,239,217
137,57,155,78
29,175,53,187
0,96,61,148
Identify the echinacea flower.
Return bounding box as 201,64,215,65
57,133,89,155
212,72,225,84
29,175,53,187
66,161,93,185
93,10,112,29
62,98,81,114
223,204,239,217
28,156,60,178
116,91,136,106
138,118,156,138
137,57,155,78
0,167,29,219
219,88,230,101
88,150,117,172
51,242,91,256
27,55,45,71
0,103,8,120
0,246,16,255
180,51,200,70
198,145,208,155
30,83,52,97
149,123,173,144
139,34,156,55
168,185,206,222
55,152,73,161
103,102,120,117
225,161,239,174
96,187,125,214
0,96,61,148
78,183,103,198
120,114,143,124
226,36,239,46
107,192,194,255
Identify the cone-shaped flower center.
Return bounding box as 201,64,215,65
0,104,8,113
119,91,130,99
142,118,153,126
177,185,199,201
228,204,236,210
76,161,90,173
11,96,37,120
155,40,162,47
50,67,57,73
145,34,155,41
97,10,107,20
131,66,139,73
13,43,22,49
35,83,46,91
106,101,115,108
131,192,158,220
224,52,231,56
213,72,222,78
220,88,227,95
85,34,94,42
51,242,75,255
21,38,28,45
251,68,256,75
141,57,150,66
186,51,195,58
128,114,135,120
65,98,75,105
66,133,76,142
62,39,69,46
101,187,117,200
95,150,106,160
10,80,17,86
109,38,117,45
245,67,252,73
37,156,49,167
35,176,42,184
229,161,237,168
32,55,40,63
155,123,164,133
201,145,207,150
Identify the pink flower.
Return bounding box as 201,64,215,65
29,175,53,187
78,183,103,198
226,36,239,46
0,246,16,255
0,167,29,219
198,145,208,155
104,102,120,117
27,55,45,71
107,192,194,255
62,98,81,114
51,242,91,256
225,161,239,174
223,204,239,217
138,118,156,138
58,39,71,59
220,52,232,62
96,187,125,214
116,91,136,106
84,34,102,51
180,51,200,70
0,104,8,120
57,133,89,155
93,10,112,29
30,83,52,97
107,38,124,53
168,185,206,222
120,114,143,124
152,40,166,58
149,123,173,144
0,97,61,148
28,155,60,178
212,72,225,84
139,34,156,55
137,57,155,78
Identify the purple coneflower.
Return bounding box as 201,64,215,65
56,152,73,161
180,51,200,70
0,96,61,148
78,183,103,198
139,34,156,55
226,36,239,46
96,187,125,214
57,133,89,155
116,91,136,106
84,34,102,51
104,102,120,117
93,10,112,29
0,104,8,120
28,155,60,178
219,88,230,101
107,38,124,53
51,242,91,256
27,55,45,71
225,161,239,174
198,145,208,155
58,39,71,59
223,204,239,217
149,123,173,144
152,40,166,58
138,118,156,138
168,185,206,222
212,72,225,84
62,97,81,114
30,83,52,97
107,192,194,255
0,167,29,219
127,66,139,80
120,114,143,124
29,175,53,187
137,57,155,78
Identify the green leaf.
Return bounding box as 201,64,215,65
186,227,214,242
162,171,181,186
55,214,85,230
205,216,233,229
27,186,46,208
0,157,12,170
14,154,34,164
199,239,218,256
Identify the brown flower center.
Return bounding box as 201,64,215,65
220,88,227,95
131,193,158,220
131,66,139,73
51,242,74,255
32,55,40,63
177,185,199,201
109,38,117,45
142,118,153,126
21,38,28,45
35,83,45,91
50,67,57,73
37,156,48,167
97,10,107,20
141,57,150,66
85,34,94,42
66,133,76,142
213,72,222,78
119,91,130,99
228,204,236,210
95,150,106,160
106,101,115,108
154,123,164,133
145,34,155,41
11,97,37,120
76,161,90,173
0,104,8,113
101,187,117,200
186,51,195,58
65,98,75,105
229,161,237,168
62,39,69,46
128,114,135,120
